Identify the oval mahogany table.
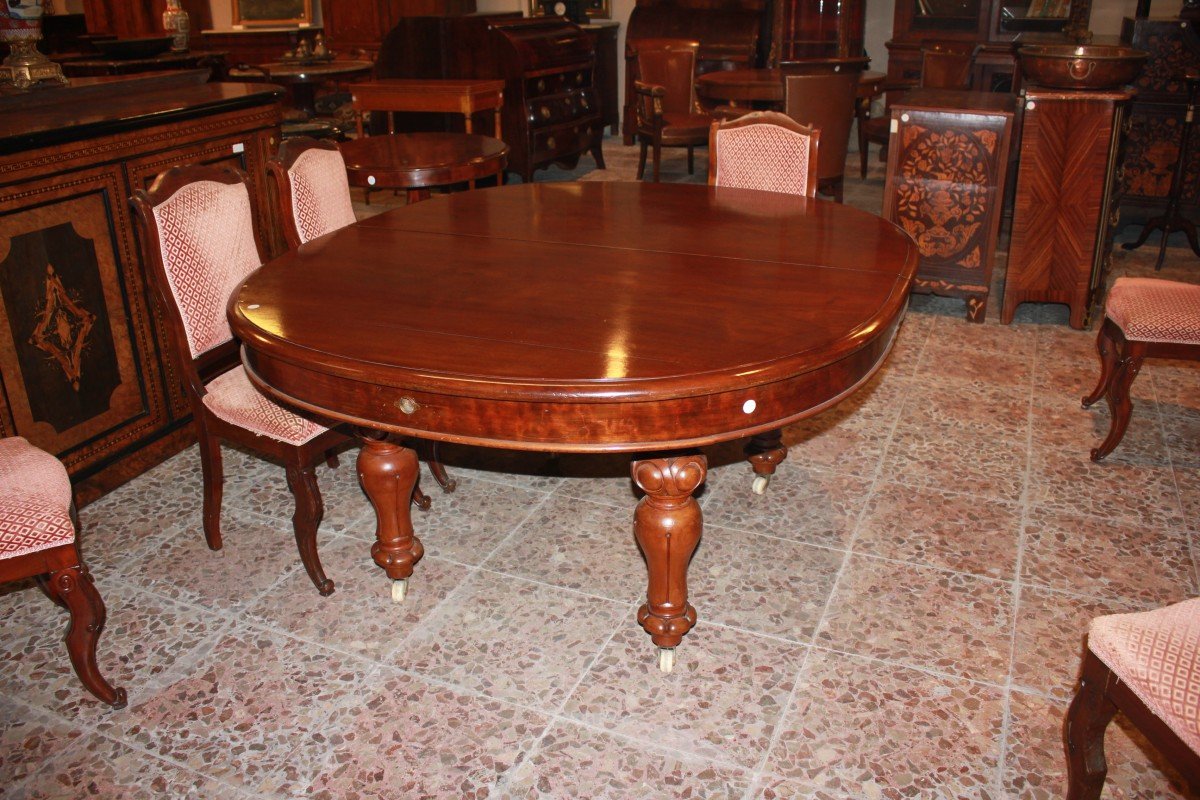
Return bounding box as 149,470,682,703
338,132,509,202
229,181,917,671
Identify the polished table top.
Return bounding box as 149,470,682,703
230,181,917,669
697,68,886,104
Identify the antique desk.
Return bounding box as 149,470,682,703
338,133,508,202
883,88,1017,323
349,79,505,138
229,182,917,671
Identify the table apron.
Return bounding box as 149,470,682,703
239,314,901,453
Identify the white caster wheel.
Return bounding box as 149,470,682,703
391,579,408,603
752,474,771,495
657,647,676,673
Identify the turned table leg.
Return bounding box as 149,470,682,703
356,432,425,602
631,453,706,673
745,429,787,495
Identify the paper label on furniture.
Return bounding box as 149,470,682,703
742,399,756,414
232,142,245,154
890,118,899,133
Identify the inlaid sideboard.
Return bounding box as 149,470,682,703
0,71,283,504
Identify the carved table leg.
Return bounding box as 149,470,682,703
356,431,425,602
46,563,126,708
745,429,787,495
631,453,706,673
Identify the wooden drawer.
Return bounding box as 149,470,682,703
526,89,598,128
530,119,600,164
525,67,591,99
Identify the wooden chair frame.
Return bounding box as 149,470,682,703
131,164,350,596
0,504,126,708
265,138,458,497
1082,316,1200,461
1064,648,1200,798
630,38,710,183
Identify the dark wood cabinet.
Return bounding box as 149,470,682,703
1002,88,1131,328
0,73,283,503
318,0,476,55
770,0,865,61
584,21,620,134
883,89,1017,323
1120,14,1200,226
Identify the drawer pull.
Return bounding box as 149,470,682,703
540,106,551,120
396,396,420,415
537,79,546,92
547,136,556,149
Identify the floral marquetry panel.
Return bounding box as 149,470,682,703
882,91,1017,323
0,165,170,472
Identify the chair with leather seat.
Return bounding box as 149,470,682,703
629,38,713,182
1064,598,1200,798
707,110,820,198
266,137,458,499
131,164,353,597
860,43,974,176
784,70,859,202
1082,276,1200,461
0,436,125,708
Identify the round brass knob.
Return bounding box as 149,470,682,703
396,396,420,415
547,136,556,149
537,79,546,92
540,106,551,120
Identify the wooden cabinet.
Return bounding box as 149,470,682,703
584,21,620,135
318,0,476,55
1002,88,1131,329
882,89,1017,323
770,0,865,62
1120,14,1200,226
0,73,283,503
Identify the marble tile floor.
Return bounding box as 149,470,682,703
3,140,1200,799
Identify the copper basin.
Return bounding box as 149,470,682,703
1018,44,1148,90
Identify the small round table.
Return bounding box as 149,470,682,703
338,132,509,202
229,59,374,117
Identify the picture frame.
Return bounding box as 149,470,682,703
232,0,313,27
527,0,611,21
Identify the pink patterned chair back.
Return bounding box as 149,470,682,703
150,179,262,359
288,147,357,244
709,111,820,198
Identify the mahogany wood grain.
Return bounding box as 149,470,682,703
337,132,508,200
349,79,505,138
230,181,917,658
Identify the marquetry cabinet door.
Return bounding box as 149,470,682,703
1002,89,1131,329
882,100,1016,323
0,164,172,475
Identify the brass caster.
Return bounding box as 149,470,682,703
657,647,676,673
391,578,408,603
751,474,771,495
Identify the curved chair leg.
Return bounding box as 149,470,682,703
1083,319,1120,408
285,463,334,596
197,430,224,551
412,483,433,511
46,563,127,709
427,442,457,494
325,448,339,469
1064,650,1119,800
1092,342,1146,462
637,140,648,180
686,145,695,175
652,140,663,183
35,573,68,610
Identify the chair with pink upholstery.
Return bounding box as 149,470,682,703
266,138,457,499
0,437,125,708
131,164,354,597
708,110,820,199
630,38,714,182
1082,277,1200,461
1064,598,1200,798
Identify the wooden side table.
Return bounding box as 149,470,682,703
338,132,508,203
883,88,1018,323
350,78,505,139
1002,88,1133,328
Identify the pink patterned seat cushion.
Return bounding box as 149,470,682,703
203,367,328,445
714,122,815,197
289,148,357,244
1090,598,1200,753
1106,277,1200,345
151,180,262,358
0,437,74,559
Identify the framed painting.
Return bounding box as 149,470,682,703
232,0,313,26
527,0,611,21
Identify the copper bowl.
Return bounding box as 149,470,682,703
1018,44,1148,90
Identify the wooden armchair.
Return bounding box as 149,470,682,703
131,165,352,597
1083,277,1200,461
0,437,125,708
629,38,713,182
784,71,859,202
266,137,457,497
1064,598,1200,798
